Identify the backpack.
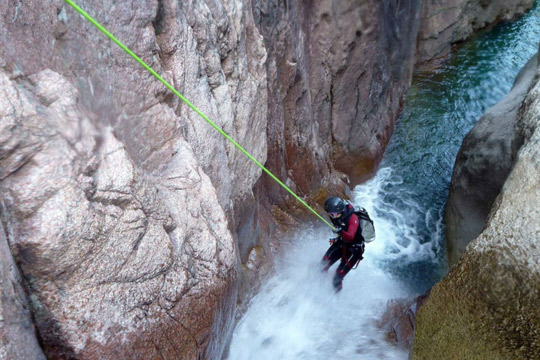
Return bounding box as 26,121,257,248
354,207,375,243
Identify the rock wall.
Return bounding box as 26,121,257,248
417,0,535,64
412,51,540,359
0,222,45,360
1,0,256,358
445,54,538,266
254,0,422,201
1,0,536,359
0,67,237,359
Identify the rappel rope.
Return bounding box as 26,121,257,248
63,0,335,230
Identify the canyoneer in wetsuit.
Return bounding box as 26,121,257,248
321,196,365,291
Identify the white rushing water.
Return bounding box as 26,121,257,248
227,167,440,360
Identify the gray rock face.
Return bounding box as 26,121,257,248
413,53,540,360
0,68,236,359
1,0,268,214
417,0,535,64
445,54,538,266
1,0,264,358
0,222,46,360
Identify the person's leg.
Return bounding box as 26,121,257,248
332,244,364,291
332,270,345,291
321,241,342,272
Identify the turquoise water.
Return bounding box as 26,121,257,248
373,1,540,292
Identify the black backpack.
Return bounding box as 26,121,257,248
354,207,375,243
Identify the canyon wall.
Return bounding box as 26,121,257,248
0,0,536,359
1,0,261,358
0,221,45,360
253,0,422,196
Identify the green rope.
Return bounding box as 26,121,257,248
63,0,335,229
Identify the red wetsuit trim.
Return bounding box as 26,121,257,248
341,213,359,243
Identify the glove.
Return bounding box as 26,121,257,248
332,226,342,234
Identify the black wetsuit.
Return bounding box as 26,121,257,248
321,204,365,290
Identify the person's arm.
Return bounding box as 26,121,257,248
341,214,359,243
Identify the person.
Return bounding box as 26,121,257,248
321,196,365,292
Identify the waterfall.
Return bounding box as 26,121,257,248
227,168,433,360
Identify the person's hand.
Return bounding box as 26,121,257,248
329,237,343,245
332,226,342,234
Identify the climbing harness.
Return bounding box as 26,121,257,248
63,0,335,230
341,245,361,270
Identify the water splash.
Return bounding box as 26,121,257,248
227,226,410,360
228,167,441,359
353,167,440,263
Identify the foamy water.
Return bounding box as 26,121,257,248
227,168,430,360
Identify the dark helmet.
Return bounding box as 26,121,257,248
325,196,345,214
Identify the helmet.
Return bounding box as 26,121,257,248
325,196,345,218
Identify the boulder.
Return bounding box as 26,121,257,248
379,293,429,351
445,53,538,266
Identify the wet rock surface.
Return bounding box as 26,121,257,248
379,293,429,351
254,0,423,201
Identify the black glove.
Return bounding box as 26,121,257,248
332,226,342,234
